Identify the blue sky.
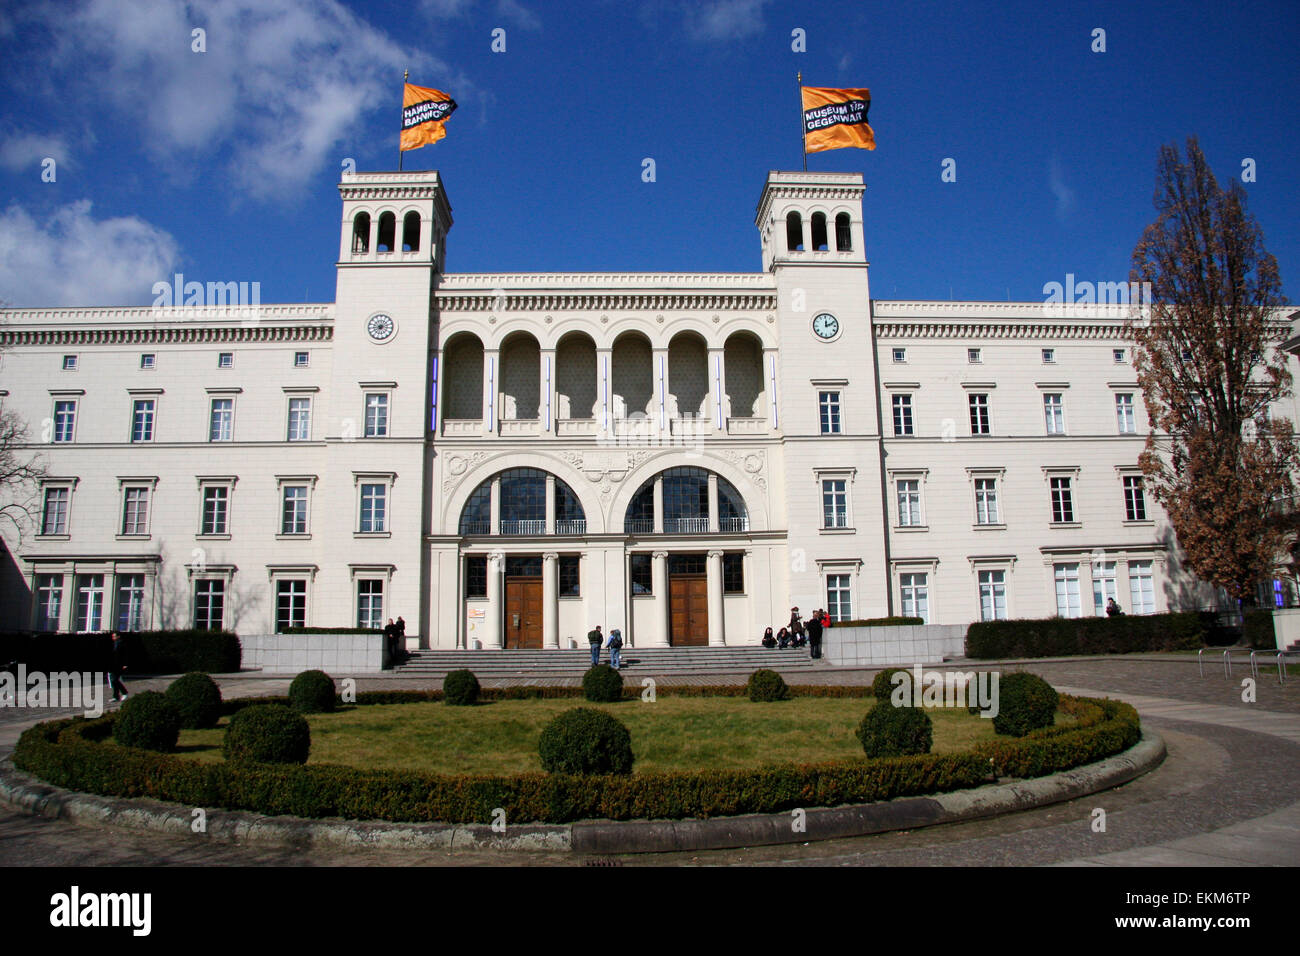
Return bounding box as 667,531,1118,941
0,0,1296,306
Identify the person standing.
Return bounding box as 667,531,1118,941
395,615,407,662
806,609,824,659
587,625,603,666
107,632,129,702
384,618,398,665
607,627,623,670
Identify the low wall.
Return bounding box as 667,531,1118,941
241,634,387,674
823,623,967,667
1272,608,1300,651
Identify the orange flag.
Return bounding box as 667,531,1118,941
802,86,875,153
401,83,457,152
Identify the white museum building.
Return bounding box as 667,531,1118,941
3,169,1296,648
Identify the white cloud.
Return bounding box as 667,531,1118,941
838,53,852,72
495,0,541,30
0,130,74,173
421,0,476,16
40,0,453,198
683,0,771,42
1048,155,1076,221
421,0,540,29
0,201,180,307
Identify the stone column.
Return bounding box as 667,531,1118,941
709,347,726,431
483,350,499,436
652,550,670,646
653,347,670,431
596,348,612,435
707,549,725,646
653,476,664,534
489,477,501,536
484,554,503,648
542,551,559,649
707,473,719,533
540,349,556,434
545,474,556,535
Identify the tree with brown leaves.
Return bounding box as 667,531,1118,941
1128,137,1296,605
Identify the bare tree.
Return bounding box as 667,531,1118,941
0,304,47,540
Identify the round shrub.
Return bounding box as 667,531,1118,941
164,671,222,729
856,702,933,758
582,664,624,703
443,669,481,706
872,667,912,703
538,707,634,775
222,704,311,764
288,669,336,714
113,691,181,752
746,668,789,702
993,672,1059,737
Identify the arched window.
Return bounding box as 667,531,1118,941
718,476,748,532
402,211,421,252
377,212,396,252
786,211,803,251
460,481,491,535
811,212,828,251
352,212,371,254
458,468,586,536
835,212,852,251
623,467,749,534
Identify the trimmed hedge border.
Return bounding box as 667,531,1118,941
966,612,1206,658
0,630,241,674
13,687,1140,825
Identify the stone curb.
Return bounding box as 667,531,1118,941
0,731,1164,855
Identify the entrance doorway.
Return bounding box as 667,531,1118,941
668,554,708,646
505,578,543,649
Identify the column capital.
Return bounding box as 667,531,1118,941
652,550,669,560
542,551,559,561
707,549,724,559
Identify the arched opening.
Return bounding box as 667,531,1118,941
717,475,748,532
622,467,750,534
499,332,540,421
458,468,586,536
377,212,396,252
668,331,708,420
724,331,764,419
443,333,484,421
402,211,421,252
612,331,653,422
556,331,597,421
811,212,828,251
835,212,852,252
786,211,803,251
351,212,371,254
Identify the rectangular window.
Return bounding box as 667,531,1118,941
1128,561,1155,615
465,556,487,598
1043,393,1065,434
62,355,77,370
1042,348,1055,363
41,487,69,535
209,398,233,441
1050,477,1075,523
140,353,156,369
116,574,145,631
35,574,63,631
967,348,981,363
357,580,384,629
1054,563,1082,618
722,553,744,593
194,579,225,630
53,400,76,443
1123,475,1147,521
364,393,389,437
896,479,922,527
900,572,930,624
968,393,990,435
276,580,307,631
121,487,150,535
891,347,906,363
1114,348,1126,363
892,394,913,436
131,399,155,442
281,486,308,534
978,570,1007,621
359,483,386,533
822,479,848,529
75,574,105,632
975,478,1000,524
629,554,652,594
201,486,229,535
287,397,311,441
1116,393,1136,434
1092,561,1119,616
826,573,852,622
818,391,841,435
294,351,309,368
217,352,233,368
559,555,581,596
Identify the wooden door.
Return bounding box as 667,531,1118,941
669,575,709,646
505,578,543,649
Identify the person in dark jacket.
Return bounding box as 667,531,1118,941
587,625,603,666
776,626,791,649
108,632,129,702
761,626,776,648
806,610,824,659
384,618,398,665
395,616,408,662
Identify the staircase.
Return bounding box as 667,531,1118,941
393,646,827,679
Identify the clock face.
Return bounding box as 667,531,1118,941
812,312,840,339
367,313,395,342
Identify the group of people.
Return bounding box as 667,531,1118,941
384,616,407,663
761,606,830,658
587,625,624,669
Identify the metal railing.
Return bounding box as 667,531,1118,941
665,516,710,534
499,519,546,535
460,520,490,535
555,519,586,535
624,518,653,534
718,516,749,533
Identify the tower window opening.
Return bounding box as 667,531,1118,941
785,212,803,252
811,213,828,251
402,211,421,252
377,212,396,252
835,213,852,251
352,212,371,254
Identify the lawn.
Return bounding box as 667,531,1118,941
171,697,1017,774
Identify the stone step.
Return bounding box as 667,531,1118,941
393,647,823,675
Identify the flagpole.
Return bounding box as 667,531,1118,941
797,72,807,171
398,69,408,171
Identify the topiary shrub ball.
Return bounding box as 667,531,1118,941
746,668,789,702
443,669,481,706
538,707,634,775
582,664,624,703
113,691,182,752
871,667,912,703
164,671,223,729
992,672,1059,737
288,669,336,714
222,704,311,764
856,702,933,758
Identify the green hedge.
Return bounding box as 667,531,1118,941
14,691,1141,825
1243,610,1276,650
835,617,925,627
0,630,241,674
965,612,1206,658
